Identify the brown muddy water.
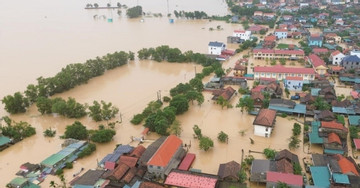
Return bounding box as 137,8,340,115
0,0,311,187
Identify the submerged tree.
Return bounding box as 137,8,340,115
217,131,229,143
199,136,214,151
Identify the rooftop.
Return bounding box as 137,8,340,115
266,171,303,186
309,166,330,187
217,160,241,180
328,132,341,145
147,135,182,167
308,54,326,68
254,65,315,74
178,153,196,171
321,121,348,132
209,41,225,47
253,109,277,127
354,139,360,150
337,155,360,176
164,170,218,188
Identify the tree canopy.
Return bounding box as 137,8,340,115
199,136,214,151
126,6,143,18
2,92,29,114
63,121,88,140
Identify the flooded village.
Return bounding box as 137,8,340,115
3,0,360,188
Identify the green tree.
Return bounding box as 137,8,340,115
263,148,276,159
279,58,286,65
293,162,302,175
169,120,182,136
88,101,102,121
288,136,301,150
236,96,254,113
36,96,53,114
43,128,56,137
64,121,88,140
2,92,29,114
0,118,36,141
193,125,202,138
292,123,301,136
78,143,96,158
277,182,290,188
126,6,143,18
189,78,204,92
238,169,247,183
100,100,119,121
199,136,214,151
314,97,331,110
169,95,189,114
217,131,229,143
215,68,225,77
186,91,200,105
25,84,39,104
216,96,229,109
90,129,116,143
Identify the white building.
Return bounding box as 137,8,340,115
274,29,288,39
233,30,252,41
208,41,226,55
253,109,277,137
330,50,345,65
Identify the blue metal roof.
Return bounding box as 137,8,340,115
324,148,344,155
309,121,324,144
343,55,360,63
332,107,356,115
114,145,133,154
348,115,360,126
108,153,122,163
208,41,225,47
311,88,321,96
100,154,113,165
332,173,350,184
310,166,330,187
268,103,306,114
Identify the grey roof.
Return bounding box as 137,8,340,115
269,99,296,107
312,154,330,166
329,159,342,173
71,169,105,186
209,41,225,47
343,55,360,63
251,159,271,174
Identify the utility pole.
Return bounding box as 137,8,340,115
119,113,122,123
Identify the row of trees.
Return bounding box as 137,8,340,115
137,45,219,66
0,116,36,142
2,51,132,114
36,97,119,120
173,10,208,19
193,125,214,151
63,121,116,143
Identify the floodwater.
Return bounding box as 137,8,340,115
0,0,242,186
0,0,312,187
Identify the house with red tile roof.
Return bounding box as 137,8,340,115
253,109,277,137
253,49,305,60
323,132,345,155
336,155,360,176
147,135,185,178
217,160,241,182
248,25,267,34
253,11,263,17
251,92,264,108
307,54,328,76
312,48,329,55
266,171,303,188
320,121,348,139
253,65,315,81
284,76,303,91
212,86,236,101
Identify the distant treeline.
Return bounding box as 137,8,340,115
137,45,218,66
2,51,133,114
173,10,208,19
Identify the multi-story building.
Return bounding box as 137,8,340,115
340,55,360,71
253,49,305,60
233,30,251,41
253,65,315,81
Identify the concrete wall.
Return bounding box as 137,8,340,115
254,125,272,137
254,72,315,81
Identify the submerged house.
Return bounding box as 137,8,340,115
40,140,88,173
217,161,241,182
269,99,306,115
147,135,186,178
212,86,236,101
253,109,277,137
208,41,226,55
